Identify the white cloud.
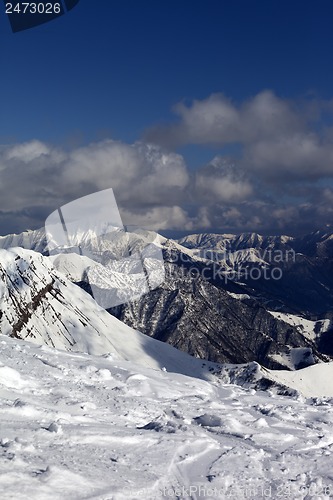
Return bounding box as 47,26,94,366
245,133,333,178
63,141,189,205
195,157,253,203
120,206,192,231
0,105,332,236
145,91,304,147
196,173,253,203
145,91,333,181
5,140,51,162
0,140,191,233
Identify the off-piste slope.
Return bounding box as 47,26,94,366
1,333,333,499
0,247,222,380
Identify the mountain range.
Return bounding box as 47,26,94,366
0,226,332,372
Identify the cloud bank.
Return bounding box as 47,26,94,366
1,91,333,236
146,91,333,180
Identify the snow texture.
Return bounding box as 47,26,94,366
1,335,333,499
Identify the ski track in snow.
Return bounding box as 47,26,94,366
1,335,333,500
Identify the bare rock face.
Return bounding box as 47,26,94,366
108,252,328,370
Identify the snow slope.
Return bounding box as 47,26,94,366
0,247,229,380
1,247,332,384
268,311,331,341
266,362,333,398
1,335,333,499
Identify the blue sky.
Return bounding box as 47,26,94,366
0,0,333,235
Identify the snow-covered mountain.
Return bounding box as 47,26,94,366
178,230,333,317
178,228,333,257
1,227,332,369
0,245,324,392
3,226,333,316
0,246,224,379
0,246,127,356
110,248,327,369
0,228,47,254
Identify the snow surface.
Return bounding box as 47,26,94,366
48,253,95,282
226,292,251,301
266,362,333,398
1,335,333,499
268,311,331,342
